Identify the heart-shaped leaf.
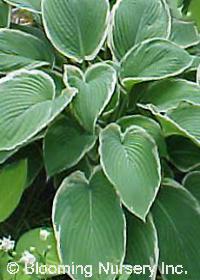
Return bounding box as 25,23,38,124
64,63,117,132
4,0,41,12
118,115,167,157
139,79,200,112
0,160,27,222
0,29,54,73
0,70,77,151
0,0,10,28
109,0,171,60
120,39,192,89
53,168,126,280
42,0,109,62
125,213,159,280
152,178,200,280
99,123,161,220
44,116,96,176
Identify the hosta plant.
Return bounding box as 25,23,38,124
0,0,200,280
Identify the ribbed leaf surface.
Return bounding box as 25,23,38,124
0,70,76,151
42,0,109,62
118,115,167,157
0,29,54,73
65,63,117,132
140,79,200,112
120,39,192,89
109,0,171,59
100,124,161,220
53,169,126,280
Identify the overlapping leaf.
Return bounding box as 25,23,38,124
109,0,171,59
4,0,41,12
139,79,200,112
44,116,96,176
125,213,159,280
64,63,117,132
0,70,77,151
167,136,200,172
53,168,126,280
118,115,167,157
0,29,54,73
170,19,200,48
183,171,200,202
42,0,109,62
100,124,161,220
120,39,192,89
152,179,200,280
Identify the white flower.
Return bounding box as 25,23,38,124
40,229,50,241
20,251,36,265
0,236,15,252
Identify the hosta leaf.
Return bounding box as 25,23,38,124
4,0,41,12
0,29,54,73
120,39,192,89
125,213,159,280
0,132,44,165
0,160,27,222
167,136,200,172
183,171,200,202
164,103,200,145
103,85,120,117
109,0,171,60
139,79,200,112
0,0,10,28
145,102,200,146
170,19,200,48
42,0,109,62
52,168,126,280
44,116,96,176
45,70,65,97
118,115,167,157
152,178,200,280
0,70,77,151
99,124,161,220
64,63,117,132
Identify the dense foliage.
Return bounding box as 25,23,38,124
0,0,200,280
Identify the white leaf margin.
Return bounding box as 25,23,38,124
99,123,162,221
64,62,117,132
0,69,77,151
107,0,172,61
41,0,110,63
4,0,41,13
52,166,127,280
